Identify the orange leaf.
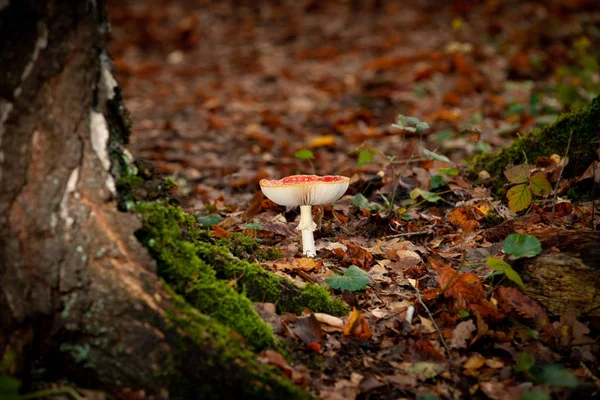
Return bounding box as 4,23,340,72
210,225,230,238
308,135,336,148
343,308,372,340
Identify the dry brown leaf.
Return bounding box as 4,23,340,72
269,257,323,272
450,319,476,349
314,313,345,330
496,287,553,343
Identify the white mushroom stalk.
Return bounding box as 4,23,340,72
259,175,350,257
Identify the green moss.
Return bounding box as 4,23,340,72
136,202,348,319
217,232,283,261
163,286,311,400
468,96,600,194
135,202,275,349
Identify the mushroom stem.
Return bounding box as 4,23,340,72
297,205,317,257
301,229,316,258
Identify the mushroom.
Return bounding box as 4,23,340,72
259,175,350,257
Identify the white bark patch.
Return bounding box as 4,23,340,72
90,111,111,171
15,21,48,98
60,167,80,233
90,111,116,195
101,53,118,100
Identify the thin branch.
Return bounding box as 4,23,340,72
551,129,573,224
411,283,453,360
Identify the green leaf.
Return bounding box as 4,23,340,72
503,234,542,259
486,257,524,288
529,172,551,197
294,149,314,160
357,149,375,167
406,362,442,379
504,165,530,184
196,214,222,227
458,310,470,318
325,265,369,292
542,365,578,388
352,194,380,212
506,183,532,212
422,148,450,163
430,175,447,190
521,390,551,400
438,168,458,176
244,222,263,230
410,188,442,203
513,352,536,373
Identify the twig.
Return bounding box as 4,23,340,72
23,388,84,400
384,231,428,239
411,283,453,360
551,129,573,224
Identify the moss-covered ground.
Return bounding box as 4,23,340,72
468,95,600,194
134,201,347,349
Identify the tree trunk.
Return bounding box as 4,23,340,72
0,1,307,398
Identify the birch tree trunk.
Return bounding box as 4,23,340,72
0,1,306,398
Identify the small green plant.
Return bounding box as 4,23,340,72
392,115,430,133
504,165,551,213
326,265,369,292
196,213,222,227
486,234,542,288
351,193,380,212
294,149,315,173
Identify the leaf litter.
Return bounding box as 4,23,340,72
108,1,600,399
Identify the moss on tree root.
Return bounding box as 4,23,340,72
468,96,600,192
135,201,348,349
164,287,311,400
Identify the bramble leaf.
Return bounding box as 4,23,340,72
430,175,447,190
503,234,542,259
506,183,532,212
326,265,369,292
357,149,375,166
504,165,530,184
529,172,551,197
352,193,380,212
410,188,442,203
486,257,524,288
294,149,314,160
422,148,450,163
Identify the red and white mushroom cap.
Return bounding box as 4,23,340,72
259,175,350,207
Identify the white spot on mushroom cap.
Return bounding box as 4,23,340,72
259,175,349,206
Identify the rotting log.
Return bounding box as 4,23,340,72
468,95,600,195
515,227,600,318
0,1,313,398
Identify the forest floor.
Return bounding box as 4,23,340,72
108,1,600,399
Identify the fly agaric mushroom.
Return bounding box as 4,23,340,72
259,175,349,257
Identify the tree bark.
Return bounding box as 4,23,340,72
0,1,307,398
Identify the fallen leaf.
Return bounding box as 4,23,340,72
270,257,323,272
464,353,486,370
314,313,345,330
308,135,336,148
450,320,476,349
258,350,294,377
496,287,552,343
343,308,372,340
292,313,324,345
